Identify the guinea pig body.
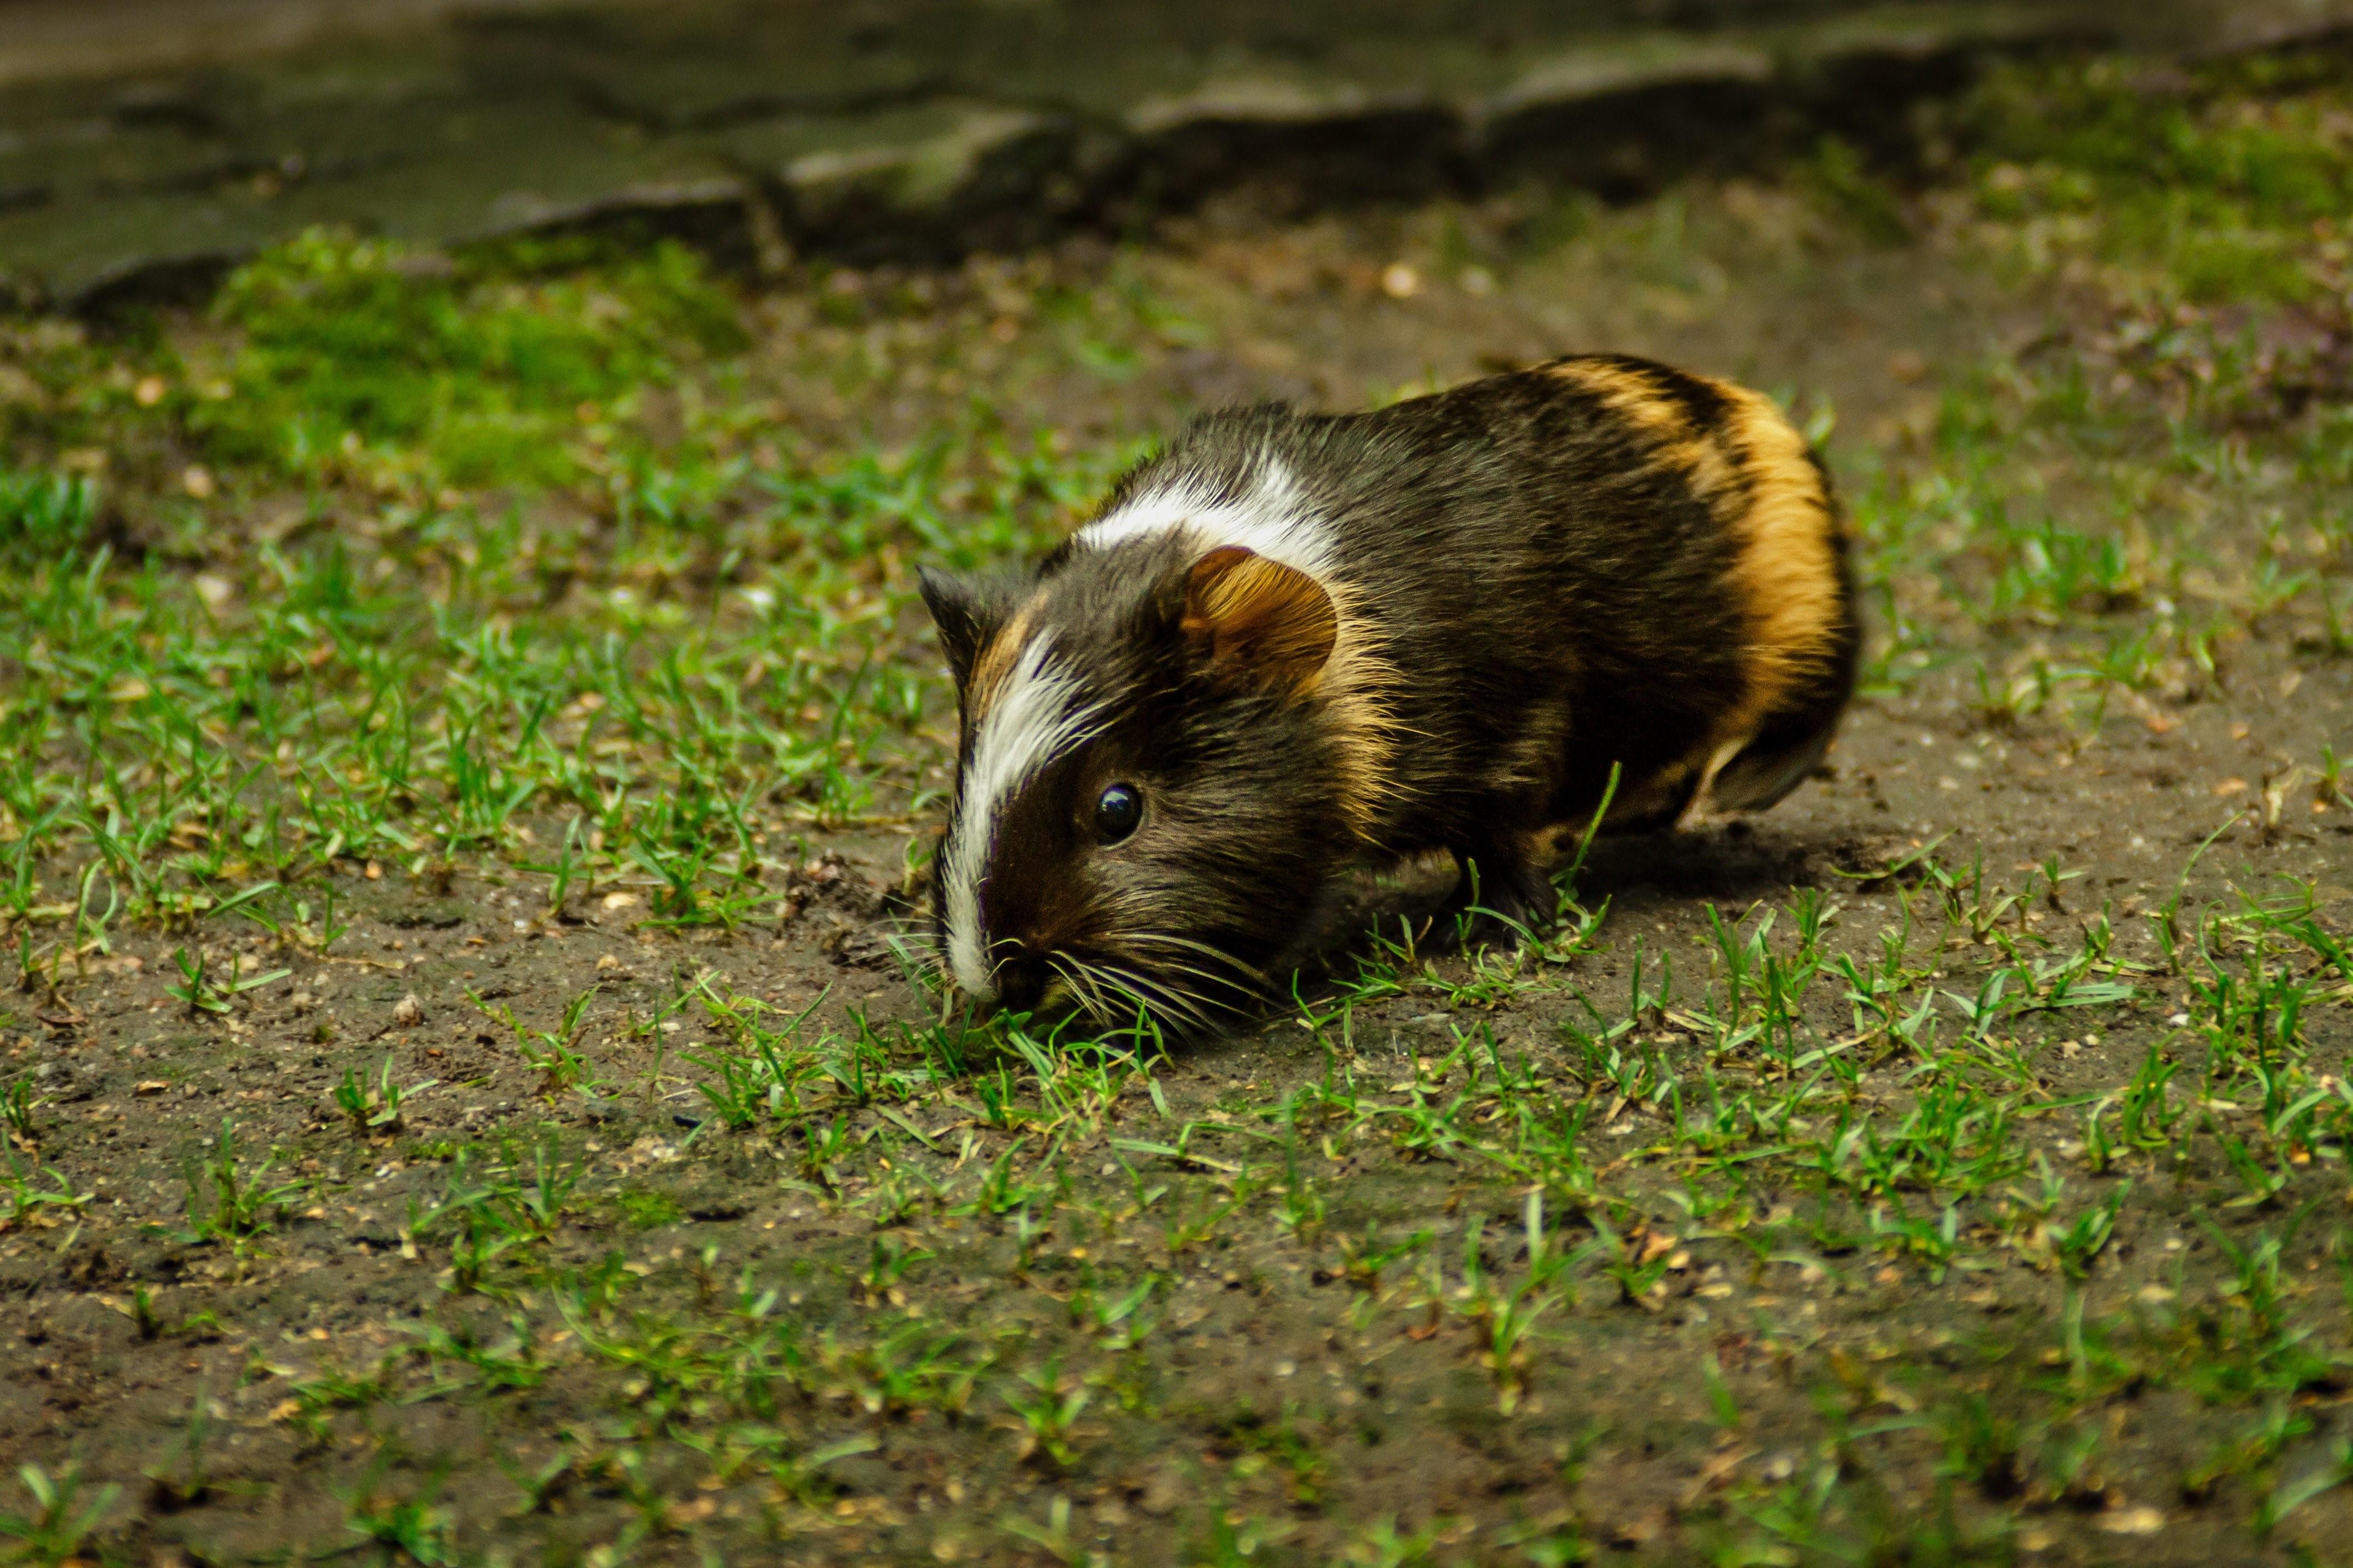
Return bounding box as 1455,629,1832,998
918,354,1857,1026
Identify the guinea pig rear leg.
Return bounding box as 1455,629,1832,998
1438,829,1553,948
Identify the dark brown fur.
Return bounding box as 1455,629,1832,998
920,354,1857,1025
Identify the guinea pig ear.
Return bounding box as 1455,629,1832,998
917,567,1003,691
1181,545,1337,695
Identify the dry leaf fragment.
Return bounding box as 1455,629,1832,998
2096,1505,2165,1535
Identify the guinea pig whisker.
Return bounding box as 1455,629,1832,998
1127,965,1251,1021
1100,947,1230,1008
1104,943,1262,1009
1097,964,1215,1034
1115,931,1269,987
1080,960,1176,1034
1049,955,1118,1023
1087,981,1158,1035
1066,954,1150,1029
1116,929,1261,967
1139,955,1258,998
880,928,947,979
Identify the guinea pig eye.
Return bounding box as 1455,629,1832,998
1093,783,1143,845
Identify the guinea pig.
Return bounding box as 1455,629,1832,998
916,353,1857,1028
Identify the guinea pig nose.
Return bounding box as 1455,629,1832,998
992,947,1051,1013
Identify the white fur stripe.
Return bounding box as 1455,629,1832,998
1076,459,1335,577
945,632,1100,999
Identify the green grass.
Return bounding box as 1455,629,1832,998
197,834,2341,1557
0,42,2350,1568
4,58,2344,960
0,428,1128,981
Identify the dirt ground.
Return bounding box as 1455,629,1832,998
2,46,2351,1568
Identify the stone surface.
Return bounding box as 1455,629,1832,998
1,0,2348,309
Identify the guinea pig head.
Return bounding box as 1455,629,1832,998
918,541,1353,1030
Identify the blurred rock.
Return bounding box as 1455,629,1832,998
0,0,2344,309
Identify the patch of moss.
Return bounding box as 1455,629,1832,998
615,1188,683,1230
1961,53,2353,303
191,229,747,487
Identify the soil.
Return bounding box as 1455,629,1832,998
3,174,2351,1566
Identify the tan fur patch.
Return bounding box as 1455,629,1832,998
1673,735,1754,830
1546,357,1741,510
962,602,1039,729
1161,538,1404,846
1545,358,1688,438
1291,577,1405,844
1710,383,1846,749
1550,357,1846,823
1183,547,1339,693
1490,695,1575,800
